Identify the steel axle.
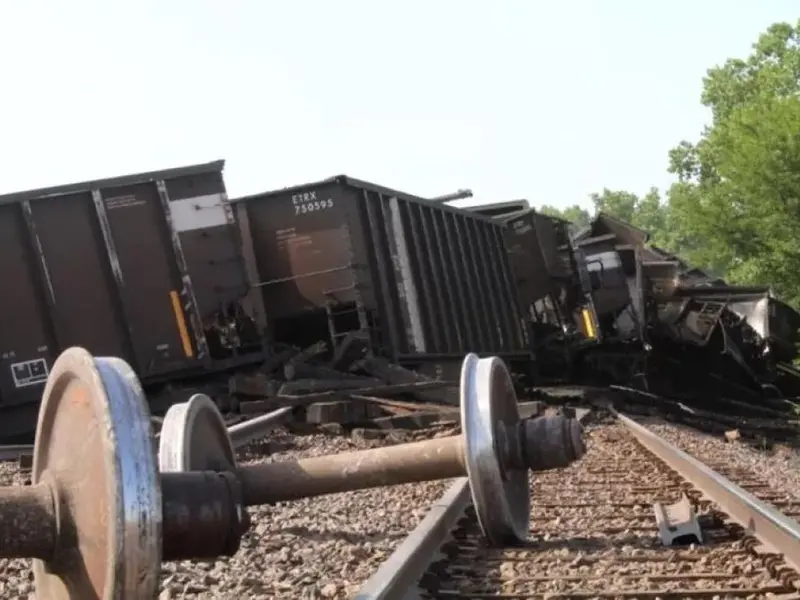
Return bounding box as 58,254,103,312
234,413,583,505
0,348,586,599
0,414,581,562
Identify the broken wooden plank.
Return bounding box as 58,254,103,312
278,378,384,395
357,357,458,404
260,345,300,375
229,372,282,398
371,411,459,430
330,331,371,371
240,392,344,414
284,362,372,382
349,395,453,415
518,401,545,420
305,400,387,425
284,340,328,371
241,381,454,412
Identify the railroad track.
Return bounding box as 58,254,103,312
643,417,800,525
535,383,800,452
0,404,460,599
0,406,295,466
162,417,460,599
0,444,34,463
358,409,800,599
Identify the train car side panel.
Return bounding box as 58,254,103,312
163,171,249,320
491,223,527,351
236,181,371,348
235,176,530,363
387,195,528,356
398,201,451,354
533,213,572,279
0,204,57,409
505,212,553,311
358,188,407,358
28,193,130,360
100,183,197,376
415,202,464,353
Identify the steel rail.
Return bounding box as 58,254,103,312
227,406,294,448
4,407,295,465
614,409,800,576
353,478,471,600
152,406,294,449
354,408,590,600
0,444,34,462
356,408,800,599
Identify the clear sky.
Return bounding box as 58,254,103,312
1,1,797,211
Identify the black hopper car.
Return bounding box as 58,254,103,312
0,160,797,440
0,161,266,439
0,163,530,440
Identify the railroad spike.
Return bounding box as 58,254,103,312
0,347,586,600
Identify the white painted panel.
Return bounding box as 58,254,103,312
169,193,228,233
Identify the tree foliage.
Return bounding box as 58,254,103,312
538,188,677,251
666,20,800,306
538,204,591,231
540,20,800,307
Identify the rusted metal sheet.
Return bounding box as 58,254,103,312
0,160,256,436
234,176,528,362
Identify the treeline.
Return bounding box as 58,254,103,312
539,20,800,309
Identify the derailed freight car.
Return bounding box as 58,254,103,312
502,209,587,320
233,175,530,378
0,160,262,438
493,208,603,378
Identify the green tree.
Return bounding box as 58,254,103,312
539,189,674,249
590,189,639,224
538,204,592,231
665,19,800,306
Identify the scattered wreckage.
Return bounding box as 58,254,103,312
518,212,800,403
0,156,796,442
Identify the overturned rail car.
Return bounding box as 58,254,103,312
0,160,262,437
233,175,530,378
566,213,800,397
502,209,584,317
494,208,604,379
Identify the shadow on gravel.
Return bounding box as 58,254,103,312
522,525,735,554
523,534,660,552
279,525,408,544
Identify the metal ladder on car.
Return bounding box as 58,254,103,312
322,284,372,350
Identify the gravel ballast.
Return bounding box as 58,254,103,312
0,462,34,599
160,426,453,599
639,416,800,508
419,420,796,597
0,425,454,600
